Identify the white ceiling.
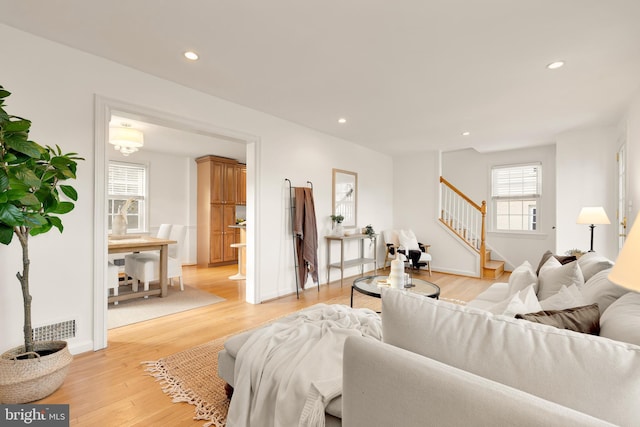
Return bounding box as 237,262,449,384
2,1,640,155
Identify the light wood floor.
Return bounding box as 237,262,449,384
39,265,507,426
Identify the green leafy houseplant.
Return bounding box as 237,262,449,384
330,214,344,224
0,86,83,355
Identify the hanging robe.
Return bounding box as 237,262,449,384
293,187,319,289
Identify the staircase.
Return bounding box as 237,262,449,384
440,176,505,279
483,249,505,279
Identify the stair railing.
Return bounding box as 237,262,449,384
439,176,487,277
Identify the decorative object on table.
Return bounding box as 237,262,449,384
112,197,134,236
388,252,404,289
363,224,375,241
576,206,610,252
332,168,357,228
609,211,640,292
565,248,586,258
330,214,344,236
0,86,83,403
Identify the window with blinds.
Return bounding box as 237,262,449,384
491,163,541,231
108,161,147,233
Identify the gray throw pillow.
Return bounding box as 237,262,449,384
516,304,600,335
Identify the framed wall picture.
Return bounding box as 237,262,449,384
332,168,358,228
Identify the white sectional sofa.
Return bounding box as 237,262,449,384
219,251,640,426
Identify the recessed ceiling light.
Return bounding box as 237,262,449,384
547,61,564,70
184,51,199,61
338,118,347,124
462,131,470,136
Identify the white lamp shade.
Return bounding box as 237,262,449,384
109,127,144,149
609,211,640,292
576,207,610,225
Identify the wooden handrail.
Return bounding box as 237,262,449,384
440,176,483,212
440,176,488,278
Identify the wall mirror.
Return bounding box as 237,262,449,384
332,169,358,228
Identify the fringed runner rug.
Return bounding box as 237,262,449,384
144,335,230,427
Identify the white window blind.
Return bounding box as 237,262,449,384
491,164,541,198
108,162,146,198
491,163,541,232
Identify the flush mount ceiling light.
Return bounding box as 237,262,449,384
462,131,470,136
338,118,347,124
184,51,199,61
547,61,565,70
109,124,144,156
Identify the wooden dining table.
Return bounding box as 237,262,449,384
107,236,176,303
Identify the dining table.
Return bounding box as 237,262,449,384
107,235,176,303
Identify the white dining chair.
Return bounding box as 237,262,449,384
107,261,120,305
123,223,172,286
125,224,187,294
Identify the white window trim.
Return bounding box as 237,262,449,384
107,160,149,233
490,162,542,233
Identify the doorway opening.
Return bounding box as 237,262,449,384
94,96,260,350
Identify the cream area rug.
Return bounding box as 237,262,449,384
108,284,225,329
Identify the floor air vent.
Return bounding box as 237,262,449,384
32,320,76,341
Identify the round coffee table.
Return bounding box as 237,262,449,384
351,275,440,309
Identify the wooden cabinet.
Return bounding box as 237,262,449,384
196,155,245,267
235,164,246,205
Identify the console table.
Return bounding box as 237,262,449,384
325,234,377,286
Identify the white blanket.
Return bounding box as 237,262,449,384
226,304,382,427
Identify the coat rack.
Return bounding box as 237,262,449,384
285,178,318,298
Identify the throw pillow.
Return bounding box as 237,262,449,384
507,261,538,296
577,252,615,282
487,285,541,317
581,269,628,313
600,292,640,346
398,229,420,251
535,250,577,275
537,257,584,301
381,288,640,425
539,285,586,311
515,304,600,335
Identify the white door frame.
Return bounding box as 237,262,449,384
93,95,261,350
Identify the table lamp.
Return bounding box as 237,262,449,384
609,211,640,292
576,207,610,252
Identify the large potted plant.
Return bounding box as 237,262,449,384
0,86,82,404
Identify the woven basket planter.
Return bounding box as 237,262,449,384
0,340,73,404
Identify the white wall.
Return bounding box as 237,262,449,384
556,127,619,260
626,90,640,231
107,149,199,264
392,151,478,276
441,145,557,271
0,25,393,354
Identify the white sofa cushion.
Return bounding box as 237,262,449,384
487,285,541,317
539,285,585,311
578,252,615,282
467,282,509,310
581,268,629,313
508,261,538,296
600,292,640,346
537,257,584,301
381,288,640,425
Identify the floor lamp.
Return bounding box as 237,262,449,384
576,207,610,252
609,211,640,292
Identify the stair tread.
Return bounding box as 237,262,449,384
484,260,504,269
